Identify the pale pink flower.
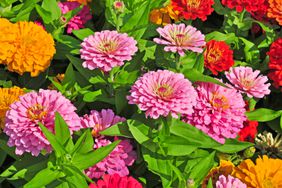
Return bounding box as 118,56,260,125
216,175,247,188
4,90,81,156
183,81,246,144
225,66,271,98
58,1,92,33
153,23,206,56
81,109,136,179
127,70,197,119
80,30,138,72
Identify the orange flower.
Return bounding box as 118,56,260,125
233,155,282,188
0,87,24,129
67,0,91,5
150,5,179,25
267,0,282,25
0,19,55,77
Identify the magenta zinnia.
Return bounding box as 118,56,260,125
80,30,138,72
81,109,136,179
4,90,81,156
216,175,247,188
153,23,206,56
225,66,271,98
183,81,246,144
127,70,197,119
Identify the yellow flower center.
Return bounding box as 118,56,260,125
99,41,118,53
187,0,201,9
263,178,273,188
155,84,174,99
206,48,222,64
91,124,101,137
240,78,254,90
27,104,47,121
210,92,230,110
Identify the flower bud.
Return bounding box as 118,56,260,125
113,1,124,13
187,178,195,188
243,146,256,158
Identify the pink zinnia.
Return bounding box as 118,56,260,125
81,109,136,179
153,23,206,56
127,70,197,119
216,175,247,188
225,66,271,98
89,174,143,188
4,90,81,156
183,81,246,144
80,30,138,72
58,1,92,33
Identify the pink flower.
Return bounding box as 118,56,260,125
127,70,197,119
183,81,246,144
225,66,271,98
4,90,81,156
153,23,206,56
80,30,138,72
216,175,247,188
89,174,143,188
81,109,136,179
58,2,92,33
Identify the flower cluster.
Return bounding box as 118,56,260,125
268,38,282,88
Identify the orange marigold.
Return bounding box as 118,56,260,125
150,5,179,25
0,87,24,129
233,155,282,188
67,0,91,5
0,18,55,77
267,0,282,25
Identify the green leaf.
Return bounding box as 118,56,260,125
213,0,229,15
83,90,102,102
35,5,52,24
42,0,61,20
67,55,93,80
115,87,128,114
71,129,94,155
72,28,94,40
72,140,120,170
14,0,36,21
100,121,133,138
127,120,150,144
63,64,76,86
213,139,254,153
207,178,213,188
162,136,197,156
246,108,282,122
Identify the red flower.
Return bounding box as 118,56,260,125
171,0,214,21
89,174,143,188
204,40,234,75
221,0,265,13
238,120,258,142
267,38,282,88
250,0,269,21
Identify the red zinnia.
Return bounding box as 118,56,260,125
171,0,214,21
204,40,234,75
221,0,265,13
267,38,282,88
89,174,143,188
238,120,258,142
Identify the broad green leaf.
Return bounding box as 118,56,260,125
55,112,72,146
72,28,94,40
213,139,254,153
127,120,150,144
35,5,52,24
71,129,94,155
42,0,61,20
162,136,197,156
14,0,36,21
246,108,282,122
62,64,76,86
100,121,133,138
65,172,88,188
83,90,102,102
63,164,93,183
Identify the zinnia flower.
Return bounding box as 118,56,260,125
127,70,197,119
267,0,282,25
184,81,246,144
267,38,282,88
67,0,91,5
233,155,282,187
238,120,258,142
58,1,92,33
153,23,206,56
225,66,271,98
4,89,81,156
255,131,282,156
81,109,136,179
89,174,143,188
216,175,246,188
0,19,55,77
0,87,25,129
150,5,179,25
221,0,265,13
204,40,234,75
80,30,138,72
171,0,214,21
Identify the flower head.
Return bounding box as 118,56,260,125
216,175,246,188
4,90,81,156
89,174,143,188
171,0,214,21
233,155,282,187
221,0,265,13
238,120,258,142
0,19,55,77
184,81,246,144
80,30,138,72
150,5,179,25
153,24,206,56
225,66,271,98
59,1,92,33
0,87,25,129
113,1,125,13
127,70,197,119
255,131,282,156
267,0,282,25
268,38,282,88
204,40,234,75
81,109,136,179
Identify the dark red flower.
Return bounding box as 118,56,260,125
238,120,258,142
204,40,234,75
89,174,143,188
171,0,214,21
267,38,282,88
